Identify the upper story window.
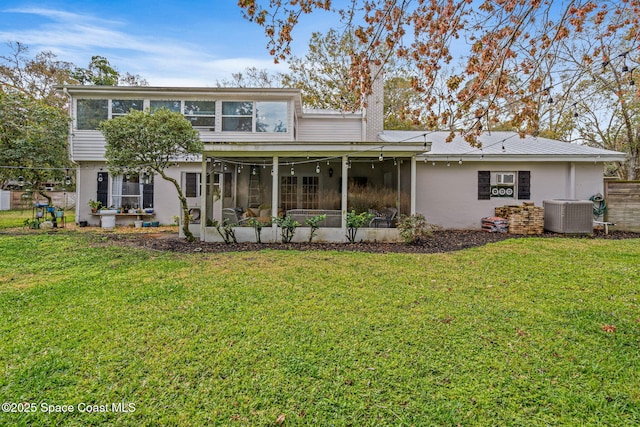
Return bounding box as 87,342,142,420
222,101,253,132
112,100,143,118
256,102,287,132
150,100,181,113
75,97,289,133
184,101,215,128
222,101,288,132
77,99,108,130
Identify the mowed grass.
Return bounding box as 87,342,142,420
0,233,638,426
0,209,75,229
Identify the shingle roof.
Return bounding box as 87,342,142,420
379,131,626,162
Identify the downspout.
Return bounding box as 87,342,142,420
341,155,349,240
271,156,279,242
410,156,417,215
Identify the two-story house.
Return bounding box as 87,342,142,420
61,84,625,242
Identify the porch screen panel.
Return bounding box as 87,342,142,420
280,176,298,211
302,176,319,209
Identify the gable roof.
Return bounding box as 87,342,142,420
379,131,627,162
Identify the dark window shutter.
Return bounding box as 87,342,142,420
518,171,530,200
478,171,491,200
143,180,154,208
97,172,108,207
185,173,197,198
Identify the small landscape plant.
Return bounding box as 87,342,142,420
87,199,102,211
345,210,375,243
397,213,437,244
304,214,327,242
273,215,299,243
212,218,237,244
248,217,270,243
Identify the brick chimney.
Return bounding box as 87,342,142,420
364,65,384,142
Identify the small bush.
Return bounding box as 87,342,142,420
397,214,437,244
273,215,299,243
305,214,327,242
212,219,237,244
345,210,375,243
248,217,270,243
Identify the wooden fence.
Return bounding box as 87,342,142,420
10,191,77,210
604,180,640,232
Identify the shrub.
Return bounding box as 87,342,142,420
212,218,237,244
305,214,327,242
248,217,270,243
345,210,375,243
397,214,437,244
273,215,299,243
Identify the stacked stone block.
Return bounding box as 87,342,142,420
495,202,544,235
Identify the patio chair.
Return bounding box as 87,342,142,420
369,207,397,228
222,208,248,226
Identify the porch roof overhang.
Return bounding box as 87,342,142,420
418,153,628,163
202,141,430,158
381,130,627,163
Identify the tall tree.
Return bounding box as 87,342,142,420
238,0,640,143
0,41,76,109
72,55,148,86
99,109,203,242
282,29,424,129
216,66,284,87
0,88,69,200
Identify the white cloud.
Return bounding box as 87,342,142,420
0,7,288,86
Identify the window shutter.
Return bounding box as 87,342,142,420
97,172,108,207
478,171,491,200
518,171,531,200
143,181,154,208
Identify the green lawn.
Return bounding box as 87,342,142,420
0,209,75,229
0,233,639,426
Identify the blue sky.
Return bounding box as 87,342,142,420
0,1,340,86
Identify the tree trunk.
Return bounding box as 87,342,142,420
157,169,195,242
38,190,52,206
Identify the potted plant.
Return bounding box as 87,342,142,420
88,199,102,213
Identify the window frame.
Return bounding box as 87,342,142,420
111,99,144,118
76,98,108,130
184,100,216,129
184,172,201,198
478,170,530,200
221,101,254,132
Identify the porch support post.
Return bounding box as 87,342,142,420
397,159,401,215
271,156,279,239
200,156,207,241
341,155,349,240
410,155,417,215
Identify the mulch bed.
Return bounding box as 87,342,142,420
106,229,640,254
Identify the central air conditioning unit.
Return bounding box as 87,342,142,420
543,199,593,234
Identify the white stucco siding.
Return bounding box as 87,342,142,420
574,162,606,199
76,162,201,226
415,161,606,229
